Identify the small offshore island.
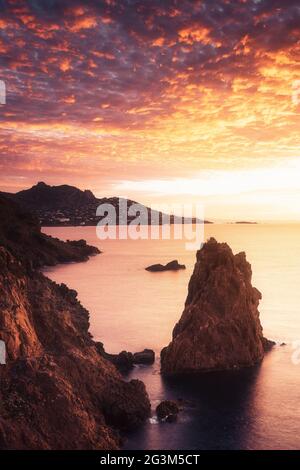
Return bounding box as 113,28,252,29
146,260,186,272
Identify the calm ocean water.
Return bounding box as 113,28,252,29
43,224,300,450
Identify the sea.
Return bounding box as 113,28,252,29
43,224,300,450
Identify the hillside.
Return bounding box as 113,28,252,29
2,182,209,226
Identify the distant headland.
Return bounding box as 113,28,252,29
1,182,212,227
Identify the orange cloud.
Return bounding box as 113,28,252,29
67,16,98,32
63,95,76,104
59,58,71,72
0,19,8,28
92,51,115,60
152,37,165,47
178,25,221,47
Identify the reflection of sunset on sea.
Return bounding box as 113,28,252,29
0,0,299,221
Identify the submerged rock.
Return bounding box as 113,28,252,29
156,400,180,422
161,238,273,376
146,260,186,272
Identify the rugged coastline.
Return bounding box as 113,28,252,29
0,195,150,449
0,195,277,449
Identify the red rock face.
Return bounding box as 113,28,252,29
0,196,150,450
161,238,271,376
0,247,150,449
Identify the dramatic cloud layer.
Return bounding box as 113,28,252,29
0,0,299,218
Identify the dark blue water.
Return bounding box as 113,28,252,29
124,347,300,450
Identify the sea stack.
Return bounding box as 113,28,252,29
161,238,273,376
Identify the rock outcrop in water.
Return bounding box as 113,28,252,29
133,349,155,365
156,401,180,422
146,260,186,272
0,195,150,449
161,238,273,376
96,343,155,372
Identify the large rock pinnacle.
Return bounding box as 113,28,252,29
161,238,273,376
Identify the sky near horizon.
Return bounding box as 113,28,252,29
0,0,299,221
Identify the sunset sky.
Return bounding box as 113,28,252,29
0,0,299,221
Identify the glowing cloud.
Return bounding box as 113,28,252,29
0,0,299,220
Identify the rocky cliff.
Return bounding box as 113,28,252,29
0,194,100,268
0,196,150,449
161,238,273,376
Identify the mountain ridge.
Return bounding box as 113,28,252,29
1,182,211,226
